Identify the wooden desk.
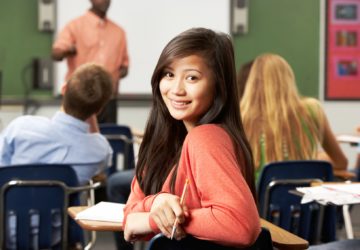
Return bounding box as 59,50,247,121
311,181,359,187
130,127,144,138
260,219,308,250
68,206,123,231
334,170,356,180
68,206,309,249
337,134,360,146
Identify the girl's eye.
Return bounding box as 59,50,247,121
163,72,174,78
186,75,198,81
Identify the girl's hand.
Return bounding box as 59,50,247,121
150,193,188,239
124,212,151,242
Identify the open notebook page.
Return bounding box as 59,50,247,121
75,201,125,223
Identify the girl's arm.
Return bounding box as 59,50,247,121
124,212,151,242
125,193,187,241
123,178,184,241
179,125,260,247
313,100,348,170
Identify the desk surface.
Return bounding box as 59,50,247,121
333,170,356,180
68,206,123,231
337,134,360,146
68,206,309,250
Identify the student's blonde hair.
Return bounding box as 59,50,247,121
240,53,324,168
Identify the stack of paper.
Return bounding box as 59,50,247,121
296,184,360,206
75,201,125,223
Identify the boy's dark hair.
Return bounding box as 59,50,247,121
63,63,113,121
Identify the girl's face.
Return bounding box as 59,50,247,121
159,55,215,131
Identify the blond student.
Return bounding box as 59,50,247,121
122,28,260,247
240,53,348,180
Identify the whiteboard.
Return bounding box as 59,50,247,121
54,0,230,96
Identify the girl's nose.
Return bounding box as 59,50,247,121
171,78,186,95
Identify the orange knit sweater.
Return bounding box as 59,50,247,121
123,124,260,247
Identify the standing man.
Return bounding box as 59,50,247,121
52,0,129,123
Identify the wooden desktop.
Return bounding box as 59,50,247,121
68,206,309,250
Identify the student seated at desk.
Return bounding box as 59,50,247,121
123,28,260,247
0,63,113,184
240,53,348,180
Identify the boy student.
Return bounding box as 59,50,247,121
0,63,113,184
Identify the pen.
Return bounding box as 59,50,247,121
170,179,189,240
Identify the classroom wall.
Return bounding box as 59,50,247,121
0,0,53,100
234,0,320,97
1,0,321,99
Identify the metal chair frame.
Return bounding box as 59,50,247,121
0,176,101,249
99,124,136,174
104,134,134,171
263,178,324,243
257,160,336,244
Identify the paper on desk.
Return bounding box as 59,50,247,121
297,184,360,206
323,183,360,196
336,135,360,144
75,201,125,223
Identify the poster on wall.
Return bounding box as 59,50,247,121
325,0,360,100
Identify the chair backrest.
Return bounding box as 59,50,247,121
257,160,335,244
0,164,84,250
146,228,273,250
99,123,135,175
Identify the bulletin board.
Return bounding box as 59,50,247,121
325,0,360,100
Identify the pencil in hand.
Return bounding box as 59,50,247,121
170,179,189,240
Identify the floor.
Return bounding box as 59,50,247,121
92,231,116,250
90,205,360,250
92,231,146,250
337,204,360,240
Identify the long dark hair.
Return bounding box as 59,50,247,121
136,28,256,199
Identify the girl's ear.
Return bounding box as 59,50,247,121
61,83,67,95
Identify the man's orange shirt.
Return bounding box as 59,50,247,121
53,11,129,93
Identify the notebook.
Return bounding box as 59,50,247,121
75,201,125,223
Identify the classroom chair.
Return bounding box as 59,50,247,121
99,123,135,176
146,227,273,250
309,239,360,250
0,164,101,250
257,160,336,245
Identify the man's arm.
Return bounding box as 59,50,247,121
52,21,77,61
120,66,128,78
51,45,77,61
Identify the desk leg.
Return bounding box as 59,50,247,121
343,205,354,239
315,205,324,244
